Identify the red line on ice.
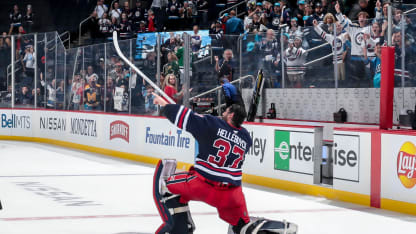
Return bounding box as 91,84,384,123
1,207,373,221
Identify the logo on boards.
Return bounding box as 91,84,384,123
397,142,416,189
110,120,129,143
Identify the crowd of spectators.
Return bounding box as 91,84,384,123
88,0,212,43
207,0,416,88
2,0,416,113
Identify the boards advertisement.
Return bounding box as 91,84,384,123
381,133,416,204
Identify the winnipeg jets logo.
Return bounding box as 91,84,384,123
332,38,343,51
355,32,364,46
272,17,280,26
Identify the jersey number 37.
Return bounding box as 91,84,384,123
208,139,244,169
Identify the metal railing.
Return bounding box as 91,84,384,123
59,31,71,49
219,0,249,18
405,7,416,14
79,15,93,46
190,75,254,101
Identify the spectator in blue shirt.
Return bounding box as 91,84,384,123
220,78,244,108
225,10,244,35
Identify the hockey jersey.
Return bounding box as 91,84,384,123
284,46,308,75
336,13,370,56
314,25,347,64
362,36,382,58
162,104,253,186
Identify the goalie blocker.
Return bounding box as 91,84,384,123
153,159,298,234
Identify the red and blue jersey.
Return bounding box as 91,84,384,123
162,104,252,186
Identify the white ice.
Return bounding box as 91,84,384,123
0,140,415,234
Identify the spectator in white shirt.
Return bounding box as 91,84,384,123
110,1,122,23
94,0,108,19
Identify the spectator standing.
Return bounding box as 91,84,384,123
122,1,132,19
9,5,22,35
163,51,180,79
147,9,156,32
110,1,122,23
268,3,282,31
209,21,224,56
215,49,236,82
284,34,308,87
191,25,202,53
40,72,57,108
70,74,83,110
258,29,281,86
86,66,97,83
322,12,336,33
105,77,115,112
132,1,148,31
22,45,35,79
94,0,108,19
284,17,302,38
303,4,314,27
98,12,112,40
151,0,168,32
225,10,244,35
363,42,381,87
313,2,325,22
23,5,34,34
163,73,185,103
348,0,374,21
313,20,347,82
362,21,386,60
225,10,244,51
119,13,133,39
375,1,390,24
335,1,371,86
84,74,103,111
89,11,101,44
293,0,306,26
279,0,292,25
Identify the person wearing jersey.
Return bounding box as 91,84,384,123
363,40,381,87
285,34,308,88
153,92,252,233
335,1,371,86
313,19,347,81
152,92,298,233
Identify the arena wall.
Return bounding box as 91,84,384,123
242,87,416,125
0,108,415,216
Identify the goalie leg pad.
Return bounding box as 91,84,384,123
164,194,195,234
153,159,195,234
230,217,298,234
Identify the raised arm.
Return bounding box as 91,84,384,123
153,92,212,139
313,19,333,44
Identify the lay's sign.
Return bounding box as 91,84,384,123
397,142,416,189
